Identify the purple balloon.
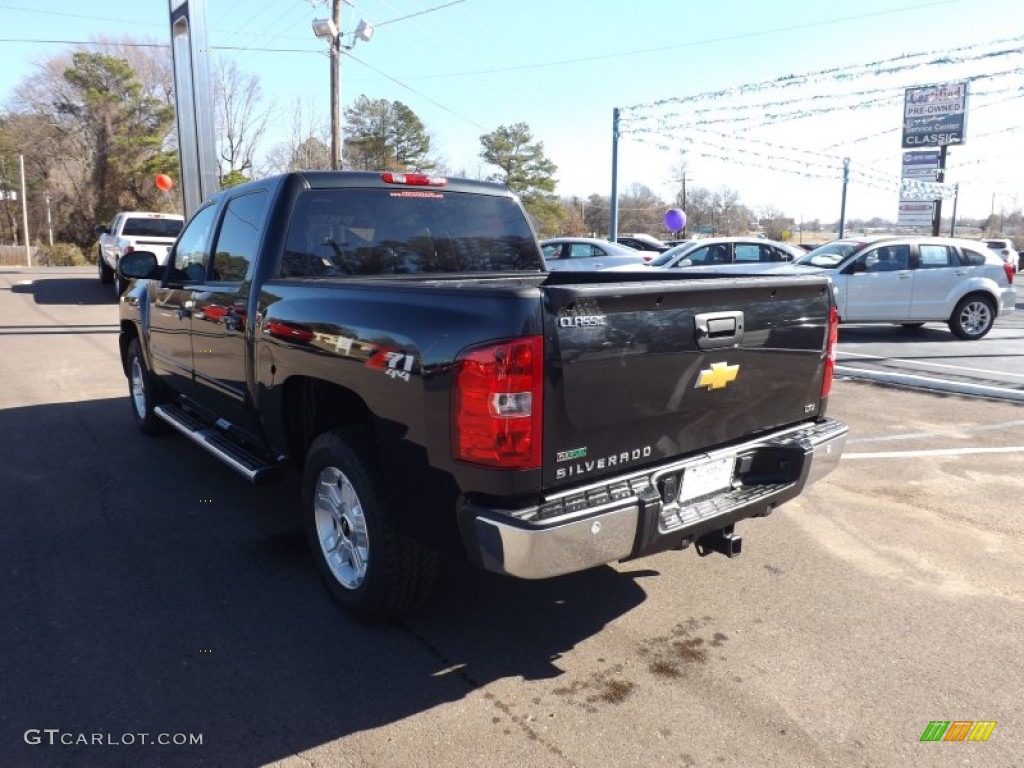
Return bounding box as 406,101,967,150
664,208,686,232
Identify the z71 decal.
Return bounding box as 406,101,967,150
366,348,416,382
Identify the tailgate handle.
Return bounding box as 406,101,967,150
695,311,744,350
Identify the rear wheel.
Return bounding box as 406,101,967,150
98,248,113,284
302,427,438,619
948,295,995,340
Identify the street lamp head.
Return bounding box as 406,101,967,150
311,18,338,40
354,19,374,43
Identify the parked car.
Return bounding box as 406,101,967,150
793,236,1015,339
983,238,1019,272
615,233,670,252
540,237,649,271
605,237,802,272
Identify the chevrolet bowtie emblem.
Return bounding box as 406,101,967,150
696,362,739,390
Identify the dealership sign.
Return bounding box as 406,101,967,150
897,200,936,227
902,81,969,148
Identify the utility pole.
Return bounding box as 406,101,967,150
19,154,31,267
330,0,342,170
838,157,850,238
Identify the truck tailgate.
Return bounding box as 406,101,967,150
541,274,833,489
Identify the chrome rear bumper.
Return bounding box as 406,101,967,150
469,417,848,579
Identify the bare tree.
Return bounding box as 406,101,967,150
214,58,269,183
618,183,665,235
264,96,330,173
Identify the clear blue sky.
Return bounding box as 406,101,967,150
1,0,1021,223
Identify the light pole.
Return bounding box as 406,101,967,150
312,3,374,171
838,157,850,239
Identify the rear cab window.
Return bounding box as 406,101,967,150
279,188,543,278
122,217,184,238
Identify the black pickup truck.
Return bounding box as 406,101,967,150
117,171,847,618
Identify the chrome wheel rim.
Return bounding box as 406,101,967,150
130,357,147,418
314,466,369,590
959,301,991,336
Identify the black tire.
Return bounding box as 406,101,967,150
98,249,114,284
948,294,996,340
302,427,438,619
126,339,168,435
113,272,125,299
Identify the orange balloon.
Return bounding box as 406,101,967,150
155,173,173,192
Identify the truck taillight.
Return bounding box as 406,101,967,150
381,172,447,187
452,336,543,469
822,305,839,398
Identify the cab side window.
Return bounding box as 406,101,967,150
918,244,954,268
168,205,218,285
210,191,268,282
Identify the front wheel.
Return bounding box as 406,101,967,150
302,427,438,619
948,295,995,340
126,339,167,435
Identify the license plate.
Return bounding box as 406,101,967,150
679,457,734,504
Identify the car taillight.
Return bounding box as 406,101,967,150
1003,262,1014,284
124,246,135,254
821,305,838,399
452,336,543,469
381,172,447,187
642,255,653,262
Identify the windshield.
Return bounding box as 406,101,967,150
649,242,694,267
794,240,865,269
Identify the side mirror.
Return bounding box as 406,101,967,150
675,258,693,268
119,250,161,280
844,260,867,274
94,224,110,236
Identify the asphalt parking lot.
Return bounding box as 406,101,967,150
2,267,1022,767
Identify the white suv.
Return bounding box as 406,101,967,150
984,238,1019,272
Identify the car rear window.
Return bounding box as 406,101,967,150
280,188,543,277
122,217,184,238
